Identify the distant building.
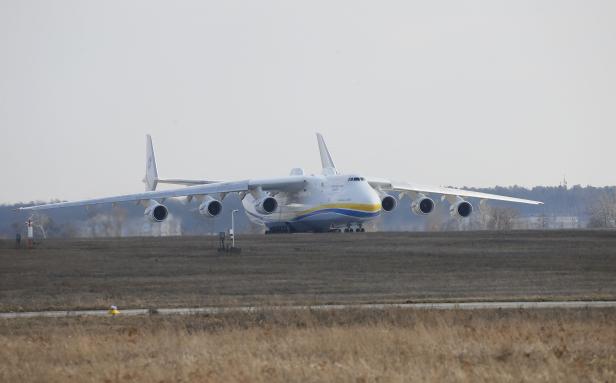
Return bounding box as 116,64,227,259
513,215,580,230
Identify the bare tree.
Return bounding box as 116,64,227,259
587,191,616,228
111,206,128,237
480,204,519,230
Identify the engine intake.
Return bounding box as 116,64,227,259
255,196,278,215
198,196,222,217
450,200,473,218
381,195,397,212
144,201,169,222
411,196,435,215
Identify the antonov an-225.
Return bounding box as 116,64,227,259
19,133,542,233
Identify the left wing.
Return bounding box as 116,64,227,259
18,180,250,211
157,179,220,186
368,178,543,205
17,176,307,212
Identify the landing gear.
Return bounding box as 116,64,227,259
343,224,365,233
265,224,293,234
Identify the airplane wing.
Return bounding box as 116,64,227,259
249,176,306,192
156,179,220,186
368,178,543,205
17,176,307,212
157,177,307,192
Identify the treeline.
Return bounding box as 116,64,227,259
1,185,615,238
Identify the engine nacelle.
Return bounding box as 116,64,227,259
450,199,473,218
381,195,397,212
198,196,223,217
411,196,435,215
254,196,278,215
144,201,169,222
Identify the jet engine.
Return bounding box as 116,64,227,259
144,201,169,222
254,196,278,215
198,196,223,217
450,199,473,218
381,195,397,212
411,195,435,215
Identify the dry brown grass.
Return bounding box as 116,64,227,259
1,308,615,382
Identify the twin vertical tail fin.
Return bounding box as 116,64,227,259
316,133,338,176
146,133,335,191
144,134,159,191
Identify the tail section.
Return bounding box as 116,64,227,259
316,133,338,175
144,134,158,191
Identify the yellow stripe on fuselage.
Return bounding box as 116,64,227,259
298,203,381,215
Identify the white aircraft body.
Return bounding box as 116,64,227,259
19,134,542,233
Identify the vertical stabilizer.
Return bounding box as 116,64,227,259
316,133,338,175
144,135,158,191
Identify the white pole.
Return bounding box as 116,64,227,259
26,219,34,248
231,209,238,248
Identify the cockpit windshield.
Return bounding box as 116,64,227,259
347,177,365,182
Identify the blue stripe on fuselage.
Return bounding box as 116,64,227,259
292,208,380,221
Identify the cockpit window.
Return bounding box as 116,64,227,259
348,177,365,182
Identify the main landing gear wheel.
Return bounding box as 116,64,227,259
343,224,365,233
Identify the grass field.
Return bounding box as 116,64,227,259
1,308,615,382
1,230,615,312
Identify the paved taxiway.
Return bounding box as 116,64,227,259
2,300,615,319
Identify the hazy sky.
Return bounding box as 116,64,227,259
1,1,615,203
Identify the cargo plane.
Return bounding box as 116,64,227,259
19,134,542,233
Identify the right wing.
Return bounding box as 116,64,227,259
17,176,308,212
368,178,542,205
391,182,543,205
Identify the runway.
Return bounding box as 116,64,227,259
1,300,615,319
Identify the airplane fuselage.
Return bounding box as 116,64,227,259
243,173,382,232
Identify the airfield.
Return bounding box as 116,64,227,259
1,230,616,381
1,230,616,311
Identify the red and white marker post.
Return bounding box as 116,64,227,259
26,219,34,249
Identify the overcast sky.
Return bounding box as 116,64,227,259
1,1,615,203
